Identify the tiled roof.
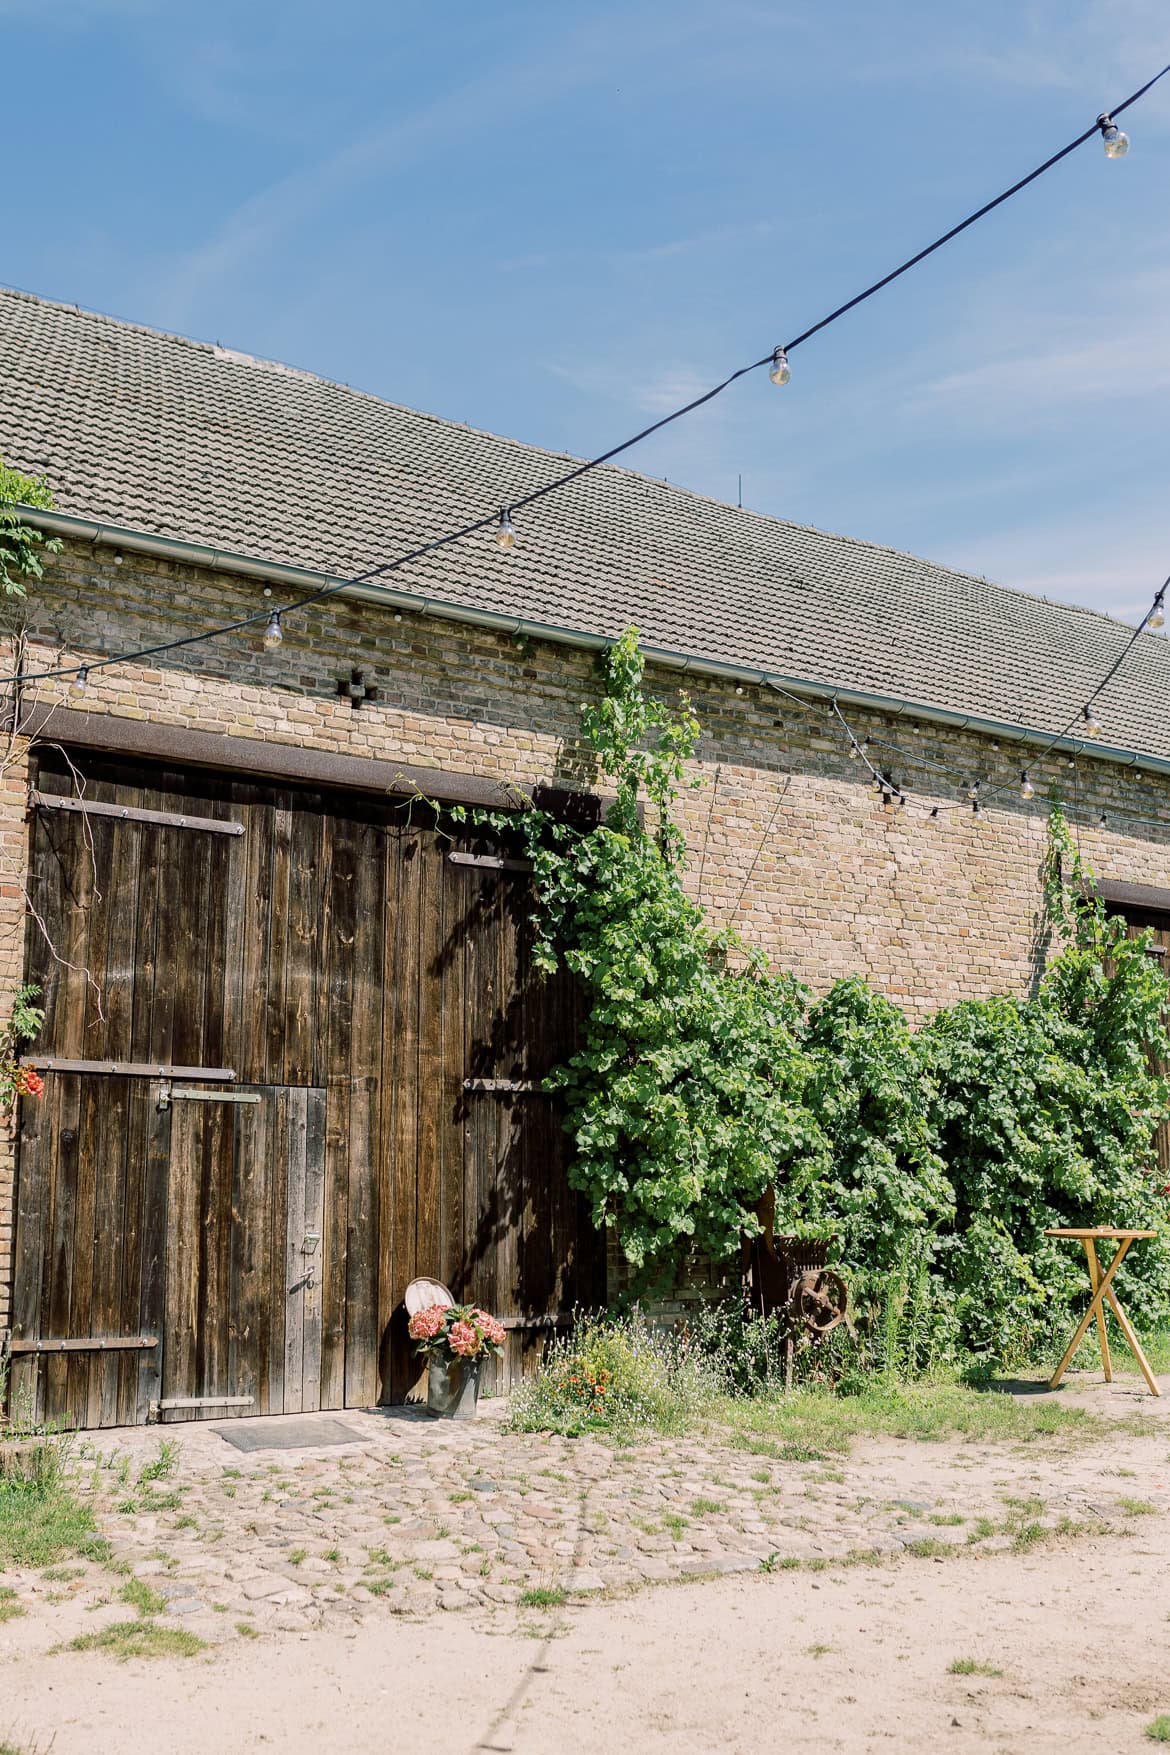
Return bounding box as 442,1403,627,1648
1,283,1167,760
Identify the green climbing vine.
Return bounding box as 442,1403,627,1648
0,456,61,596
452,631,1170,1361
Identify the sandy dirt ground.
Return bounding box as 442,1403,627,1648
4,1531,1170,1755
2,1374,1169,1754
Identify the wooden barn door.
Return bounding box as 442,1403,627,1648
12,747,601,1426
159,1084,326,1422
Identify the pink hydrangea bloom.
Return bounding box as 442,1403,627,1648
407,1304,447,1342
473,1311,506,1347
448,1320,481,1358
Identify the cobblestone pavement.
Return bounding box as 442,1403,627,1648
2,1393,1168,1654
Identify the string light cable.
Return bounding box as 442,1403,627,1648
777,564,1170,825
2,61,1167,695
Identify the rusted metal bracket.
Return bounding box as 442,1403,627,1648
9,1335,158,1354
462,1078,544,1093
22,1058,237,1080
29,789,245,836
448,852,535,873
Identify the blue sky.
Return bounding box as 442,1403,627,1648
3,0,1169,621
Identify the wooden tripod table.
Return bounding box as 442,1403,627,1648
1045,1228,1161,1397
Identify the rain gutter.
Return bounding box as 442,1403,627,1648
23,508,1169,782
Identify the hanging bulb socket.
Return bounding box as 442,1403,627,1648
1098,810,1108,828
1148,592,1166,631
71,665,88,693
262,610,283,650
1097,113,1130,158
1019,770,1035,800
929,806,939,820
768,346,791,387
496,508,517,550
966,779,982,803
1082,705,1102,738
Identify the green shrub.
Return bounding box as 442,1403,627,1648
508,1312,722,1438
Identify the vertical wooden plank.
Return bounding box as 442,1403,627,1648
195,1099,234,1417
265,805,292,1086
438,859,467,1312
321,817,356,1409
229,1085,270,1416
414,829,445,1326
266,1087,289,1416
62,1075,101,1426
388,820,423,1402
283,1088,307,1415
285,803,323,1086
302,1088,327,1412
136,1087,171,1423
238,793,274,1084
162,1102,201,1419
90,1076,131,1428
344,818,384,1408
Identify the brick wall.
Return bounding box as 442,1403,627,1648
3,537,1170,1332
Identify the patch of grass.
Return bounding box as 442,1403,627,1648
760,1553,802,1572
1117,1497,1158,1517
518,1586,567,1608
721,1379,1095,1457
0,1475,96,1568
323,1547,342,1563
41,1564,84,1582
1146,1716,1170,1743
65,1620,206,1660
662,1513,688,1538
287,1548,307,1566
904,1537,953,1559
0,1587,26,1623
366,1576,397,1597
137,1440,178,1485
928,1513,964,1527
805,1643,832,1658
173,1514,198,1530
118,1579,167,1617
236,1620,260,1639
413,1568,433,1582
449,1491,472,1504
949,1657,1003,1677
690,1497,724,1516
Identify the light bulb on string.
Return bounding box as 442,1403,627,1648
967,779,981,803
929,807,939,820
262,611,283,650
1149,593,1166,631
1097,113,1130,158
71,665,88,693
1082,705,1102,738
1020,770,1035,800
768,347,791,387
1098,810,1108,827
496,508,516,550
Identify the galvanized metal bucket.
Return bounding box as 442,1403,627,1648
427,1354,482,1419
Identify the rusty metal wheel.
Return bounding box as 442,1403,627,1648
788,1268,848,1336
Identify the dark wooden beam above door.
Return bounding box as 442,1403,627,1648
21,703,601,822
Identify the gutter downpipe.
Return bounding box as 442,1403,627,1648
21,507,1165,783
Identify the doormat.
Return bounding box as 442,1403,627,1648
213,1417,365,1453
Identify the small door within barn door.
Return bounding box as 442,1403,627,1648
10,1073,169,1430
159,1084,326,1422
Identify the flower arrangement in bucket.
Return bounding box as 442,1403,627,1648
407,1303,506,1418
